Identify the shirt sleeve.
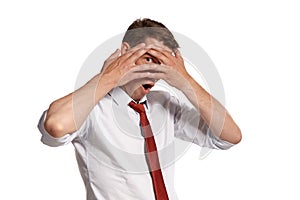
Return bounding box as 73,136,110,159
173,97,234,150
37,110,88,147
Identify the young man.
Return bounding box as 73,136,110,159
38,18,241,200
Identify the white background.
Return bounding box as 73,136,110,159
1,0,299,199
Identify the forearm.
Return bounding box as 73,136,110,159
181,75,242,144
44,74,115,138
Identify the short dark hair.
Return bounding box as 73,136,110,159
122,18,179,50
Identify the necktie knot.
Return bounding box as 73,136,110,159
128,101,146,114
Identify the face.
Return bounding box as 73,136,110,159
121,38,171,101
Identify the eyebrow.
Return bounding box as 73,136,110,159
143,53,153,57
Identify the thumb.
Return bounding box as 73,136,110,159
101,49,120,73
109,49,121,60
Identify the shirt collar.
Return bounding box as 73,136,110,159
108,87,148,109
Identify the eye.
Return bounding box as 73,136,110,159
145,57,153,62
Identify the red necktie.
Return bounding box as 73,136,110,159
129,101,169,200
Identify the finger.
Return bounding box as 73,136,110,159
121,71,165,83
129,63,166,73
174,48,180,56
104,49,121,65
106,49,121,62
122,43,146,58
119,43,147,62
125,48,149,65
141,72,165,82
101,49,121,71
118,71,155,85
121,64,164,81
147,49,170,64
128,43,146,52
174,48,184,60
149,44,174,55
146,44,173,53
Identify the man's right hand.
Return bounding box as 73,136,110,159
44,43,157,138
100,43,153,87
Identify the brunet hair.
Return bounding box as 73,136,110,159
122,18,179,50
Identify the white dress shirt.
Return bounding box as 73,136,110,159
38,87,233,200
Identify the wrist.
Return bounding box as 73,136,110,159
98,73,118,89
175,72,193,90
92,74,116,102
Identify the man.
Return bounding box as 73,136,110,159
38,18,241,200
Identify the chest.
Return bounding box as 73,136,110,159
89,102,175,154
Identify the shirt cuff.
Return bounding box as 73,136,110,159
37,111,76,147
207,130,234,150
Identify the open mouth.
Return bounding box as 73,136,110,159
142,84,153,90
